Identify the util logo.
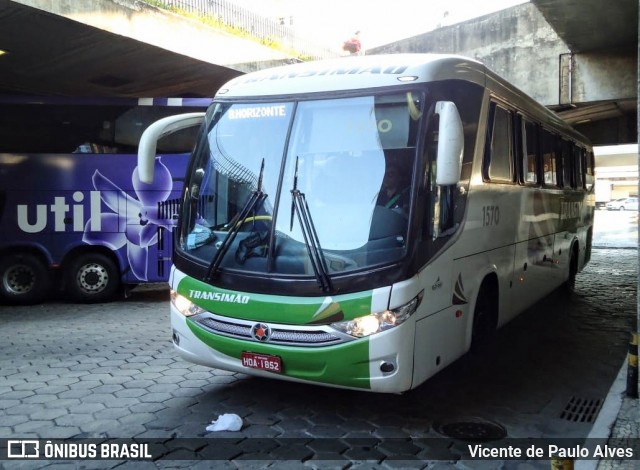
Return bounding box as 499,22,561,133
17,191,103,233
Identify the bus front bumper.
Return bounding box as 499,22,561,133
170,306,415,393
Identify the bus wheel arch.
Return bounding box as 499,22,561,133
0,249,52,305
469,273,499,352
62,248,122,303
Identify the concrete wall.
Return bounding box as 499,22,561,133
368,3,568,107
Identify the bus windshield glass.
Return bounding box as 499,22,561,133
179,92,422,279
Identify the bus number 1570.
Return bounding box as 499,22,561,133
482,205,500,226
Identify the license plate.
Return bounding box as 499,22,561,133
241,352,282,373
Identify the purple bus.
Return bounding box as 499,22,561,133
0,96,210,304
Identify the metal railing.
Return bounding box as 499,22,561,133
143,0,340,60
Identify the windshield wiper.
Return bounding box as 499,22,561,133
290,156,333,292
205,159,266,282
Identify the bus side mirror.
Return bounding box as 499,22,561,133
434,101,464,186
137,112,205,184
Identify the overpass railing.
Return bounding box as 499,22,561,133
144,0,341,60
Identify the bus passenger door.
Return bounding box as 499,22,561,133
153,225,172,282
124,196,180,283
153,196,181,282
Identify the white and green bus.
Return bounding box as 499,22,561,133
138,54,595,393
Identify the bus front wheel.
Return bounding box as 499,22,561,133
0,253,51,305
470,278,498,352
65,253,120,303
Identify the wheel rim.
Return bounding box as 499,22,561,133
76,262,109,294
2,264,35,295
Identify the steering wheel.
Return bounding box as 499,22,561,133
234,215,272,229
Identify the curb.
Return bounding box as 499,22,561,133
575,359,629,470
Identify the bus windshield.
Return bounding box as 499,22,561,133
179,92,422,281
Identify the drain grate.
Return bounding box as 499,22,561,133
560,396,602,423
433,417,507,441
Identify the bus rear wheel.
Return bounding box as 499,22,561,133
0,253,51,305
65,253,120,303
564,245,579,293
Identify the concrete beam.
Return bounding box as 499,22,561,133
532,0,637,52
570,52,637,104
12,0,291,66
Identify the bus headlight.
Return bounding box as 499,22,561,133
170,290,206,317
331,291,423,338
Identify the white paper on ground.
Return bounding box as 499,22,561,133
205,413,243,432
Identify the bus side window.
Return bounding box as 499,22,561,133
542,128,559,187
484,103,514,183
585,150,595,191
560,139,574,188
574,146,585,189
522,119,540,184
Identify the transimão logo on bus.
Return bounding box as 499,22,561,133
560,201,583,220
16,191,102,233
237,64,410,84
189,290,250,304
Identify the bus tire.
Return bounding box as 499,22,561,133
65,253,120,303
0,253,51,305
470,277,498,352
564,245,579,293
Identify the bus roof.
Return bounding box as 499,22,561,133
217,54,486,98
216,53,590,147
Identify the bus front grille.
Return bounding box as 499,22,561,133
194,315,347,347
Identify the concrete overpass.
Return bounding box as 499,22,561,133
0,0,300,98
0,0,637,145
369,0,638,145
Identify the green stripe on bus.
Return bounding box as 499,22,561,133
177,277,374,325
187,319,371,389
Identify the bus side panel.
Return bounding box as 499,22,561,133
412,245,514,388
454,246,515,329
413,307,468,387
510,189,593,312
453,185,519,327
409,255,468,388
555,192,593,277
0,152,187,283
411,178,518,382
510,188,563,315
511,236,557,315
